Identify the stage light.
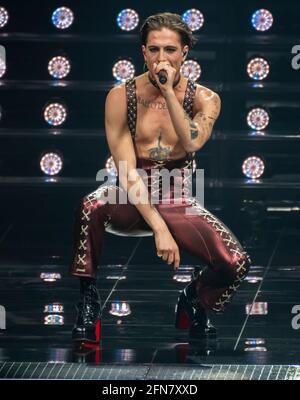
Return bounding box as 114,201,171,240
44,102,67,126
48,56,71,79
245,302,268,315
0,105,2,122
40,272,61,282
245,276,263,284
247,108,270,130
115,349,136,363
117,9,139,31
173,274,192,283
40,152,63,176
251,9,273,32
182,9,204,31
180,60,201,81
0,7,8,28
245,339,265,346
106,155,118,177
112,60,135,82
242,156,265,179
106,275,126,280
109,302,131,317
0,58,6,78
52,7,74,30
44,315,64,325
44,304,64,313
244,347,267,352
247,57,270,81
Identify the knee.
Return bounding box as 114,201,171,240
227,251,251,283
217,251,251,285
235,251,251,278
79,190,107,220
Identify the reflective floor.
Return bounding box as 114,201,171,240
0,211,300,377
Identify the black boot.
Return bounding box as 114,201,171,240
72,278,102,344
175,277,217,340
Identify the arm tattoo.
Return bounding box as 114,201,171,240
193,112,214,138
184,111,199,140
190,94,221,140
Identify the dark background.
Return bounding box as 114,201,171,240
0,0,300,233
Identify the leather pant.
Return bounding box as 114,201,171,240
69,156,251,313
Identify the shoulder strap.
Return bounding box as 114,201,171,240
183,79,197,161
183,79,196,118
125,78,137,139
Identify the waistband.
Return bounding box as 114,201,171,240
136,155,193,171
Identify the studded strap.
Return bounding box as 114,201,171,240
183,79,197,159
125,78,137,139
125,78,196,142
183,79,196,118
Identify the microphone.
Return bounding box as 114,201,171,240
158,70,168,84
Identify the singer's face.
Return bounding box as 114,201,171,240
142,28,188,80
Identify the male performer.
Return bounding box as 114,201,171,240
70,13,251,344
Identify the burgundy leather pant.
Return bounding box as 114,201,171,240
69,156,251,312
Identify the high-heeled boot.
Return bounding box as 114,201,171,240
72,278,101,344
175,276,217,340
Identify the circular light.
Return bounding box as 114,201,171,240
112,60,135,82
0,58,6,78
0,105,2,122
247,108,270,130
251,9,273,32
40,152,63,176
48,56,71,79
0,7,9,28
182,9,204,32
52,7,74,30
242,156,265,179
117,9,139,31
44,103,67,126
106,155,118,177
180,60,201,81
247,57,270,81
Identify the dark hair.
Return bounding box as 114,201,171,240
140,12,197,49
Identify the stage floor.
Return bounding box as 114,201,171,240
0,215,300,380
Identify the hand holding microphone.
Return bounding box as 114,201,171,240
158,69,168,84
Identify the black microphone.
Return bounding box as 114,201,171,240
158,70,168,84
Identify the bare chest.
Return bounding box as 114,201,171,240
135,94,184,144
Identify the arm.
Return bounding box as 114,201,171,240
164,87,221,153
105,86,165,233
105,86,180,268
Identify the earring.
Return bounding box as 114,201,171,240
143,61,148,72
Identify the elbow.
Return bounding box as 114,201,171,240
184,132,212,153
184,145,198,153
184,140,204,153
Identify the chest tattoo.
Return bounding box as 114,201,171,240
147,132,172,161
137,95,183,111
